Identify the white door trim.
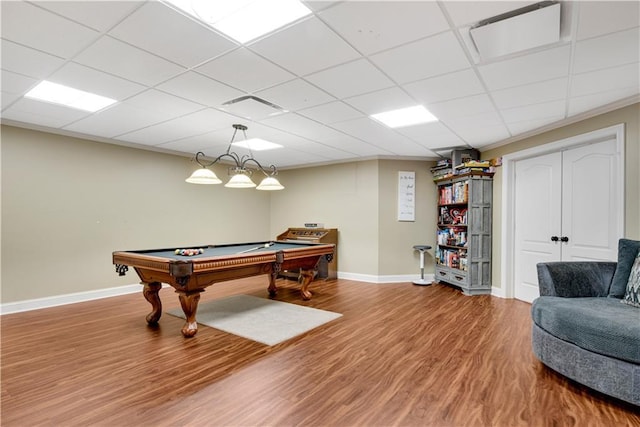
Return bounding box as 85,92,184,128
501,123,625,299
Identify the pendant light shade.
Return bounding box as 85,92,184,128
256,176,284,191
185,168,222,184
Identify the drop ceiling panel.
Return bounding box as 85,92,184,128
157,72,244,107
491,77,568,110
63,103,178,138
48,62,146,101
306,59,394,99
395,122,465,149
298,101,363,124
2,0,639,167
3,97,90,128
109,2,237,67
572,28,640,74
569,88,640,116
427,94,497,122
117,108,238,146
576,1,640,40
1,1,99,58
0,40,65,79
196,48,295,93
33,1,144,32
249,17,360,76
318,1,449,55
369,31,470,84
73,36,185,86
255,78,335,111
403,68,485,105
571,63,640,98
477,45,570,90
500,99,566,124
344,87,416,115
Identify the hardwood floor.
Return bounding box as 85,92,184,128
2,278,638,426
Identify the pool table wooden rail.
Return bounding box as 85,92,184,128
112,241,334,337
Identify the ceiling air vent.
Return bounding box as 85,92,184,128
221,95,287,120
470,1,561,61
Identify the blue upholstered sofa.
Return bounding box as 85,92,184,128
531,239,640,406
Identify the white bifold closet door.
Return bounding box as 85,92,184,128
513,138,620,303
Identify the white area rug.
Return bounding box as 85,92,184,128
167,295,342,345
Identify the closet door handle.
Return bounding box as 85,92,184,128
551,236,559,242
560,236,569,242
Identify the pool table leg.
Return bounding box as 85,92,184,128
177,291,201,338
142,282,163,324
299,269,315,300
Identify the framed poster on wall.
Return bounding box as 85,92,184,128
397,171,415,221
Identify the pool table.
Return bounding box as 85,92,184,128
113,241,335,337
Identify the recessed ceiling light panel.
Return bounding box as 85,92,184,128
25,81,117,112
165,0,312,44
232,138,283,151
371,105,438,128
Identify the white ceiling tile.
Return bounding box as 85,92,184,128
255,79,334,111
305,59,394,98
2,98,90,128
49,62,146,100
453,122,511,146
196,48,295,93
260,113,340,142
117,108,238,146
157,72,244,107
395,122,465,149
568,87,640,116
403,68,485,105
329,117,425,156
443,1,539,27
1,39,65,79
443,110,505,134
73,36,185,86
158,128,233,154
1,70,37,95
1,1,99,58
33,1,144,32
1,92,21,110
576,1,640,40
249,17,360,76
124,89,203,118
109,2,237,67
506,115,565,135
491,77,568,110
319,1,449,55
344,87,415,115
63,103,172,138
500,100,566,124
369,31,470,84
298,101,363,124
571,63,640,98
478,44,570,90
573,28,640,74
427,94,497,122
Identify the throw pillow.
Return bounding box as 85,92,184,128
621,251,640,307
609,239,640,298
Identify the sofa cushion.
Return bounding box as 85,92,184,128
609,238,640,298
531,296,640,364
621,251,640,307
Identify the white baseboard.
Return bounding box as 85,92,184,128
1,272,443,315
0,284,145,315
338,272,435,284
491,286,509,298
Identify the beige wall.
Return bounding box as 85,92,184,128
1,125,271,302
377,159,437,276
271,159,437,277
482,103,640,289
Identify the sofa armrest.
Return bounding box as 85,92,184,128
536,262,617,297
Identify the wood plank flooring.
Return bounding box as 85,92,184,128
2,278,639,426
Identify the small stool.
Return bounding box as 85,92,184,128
413,245,432,286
